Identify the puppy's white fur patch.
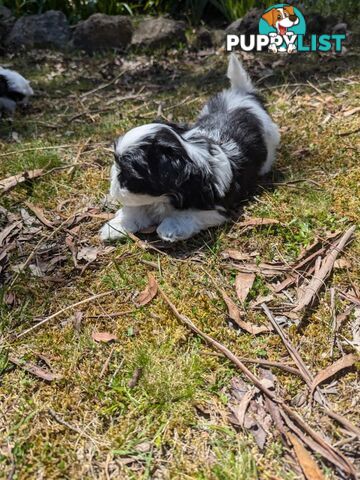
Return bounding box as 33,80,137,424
110,163,169,206
156,209,226,242
0,67,34,98
116,123,162,155
100,202,173,241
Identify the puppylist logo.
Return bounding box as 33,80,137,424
226,4,346,53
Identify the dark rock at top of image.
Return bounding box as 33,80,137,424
0,6,15,45
72,13,133,53
226,8,263,36
5,10,70,49
132,17,186,49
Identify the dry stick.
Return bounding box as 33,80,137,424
80,70,127,98
324,408,360,438
0,144,78,158
100,347,115,379
158,288,355,477
238,358,302,377
261,303,314,389
67,137,93,178
330,288,336,358
337,290,360,307
293,226,356,312
48,409,103,446
16,290,114,339
262,303,359,440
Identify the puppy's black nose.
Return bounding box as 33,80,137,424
289,14,297,22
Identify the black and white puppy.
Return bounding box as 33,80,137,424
0,67,34,117
100,54,280,242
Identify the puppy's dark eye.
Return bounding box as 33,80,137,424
277,14,281,19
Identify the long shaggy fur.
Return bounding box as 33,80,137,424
0,66,33,117
100,54,280,242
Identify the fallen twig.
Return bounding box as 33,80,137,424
100,347,115,379
80,70,126,98
329,288,336,357
158,286,356,477
16,290,114,339
1,169,44,193
48,409,103,446
9,355,62,382
293,226,355,312
262,304,359,440
261,303,315,390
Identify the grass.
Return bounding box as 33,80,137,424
0,47,359,479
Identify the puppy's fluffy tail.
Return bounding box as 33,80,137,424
227,53,254,93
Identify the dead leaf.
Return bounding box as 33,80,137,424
92,331,118,343
221,249,251,261
221,290,272,335
238,217,279,227
73,311,83,332
334,258,351,269
235,272,255,303
9,355,62,382
227,262,288,277
77,246,99,262
288,433,325,480
135,441,151,453
0,221,22,247
25,202,54,228
310,354,357,396
128,367,143,388
343,106,360,117
134,273,158,307
229,387,256,427
0,169,45,193
228,376,270,449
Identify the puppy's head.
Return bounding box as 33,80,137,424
110,123,215,209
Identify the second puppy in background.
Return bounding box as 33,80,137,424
101,54,280,242
0,66,34,118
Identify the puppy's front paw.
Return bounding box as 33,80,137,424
156,218,191,242
100,221,127,242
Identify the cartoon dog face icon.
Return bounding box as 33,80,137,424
261,5,299,35
261,5,299,53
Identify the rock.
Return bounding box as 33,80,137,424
132,17,186,49
0,6,15,45
226,8,262,36
195,27,213,48
72,13,133,53
5,10,70,49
